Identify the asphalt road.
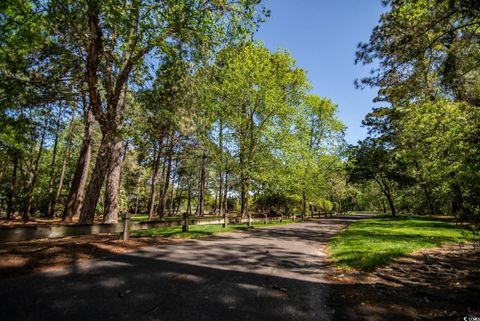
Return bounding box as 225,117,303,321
0,215,369,321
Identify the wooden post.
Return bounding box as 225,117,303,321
264,214,267,224
182,212,189,232
223,213,228,228
123,212,130,242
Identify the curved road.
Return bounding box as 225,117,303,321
0,215,369,321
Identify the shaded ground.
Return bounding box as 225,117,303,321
0,216,364,321
0,215,478,321
0,234,176,279
326,243,480,321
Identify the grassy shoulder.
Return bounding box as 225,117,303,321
132,219,296,239
129,215,225,222
328,215,472,271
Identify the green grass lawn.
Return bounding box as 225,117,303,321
129,215,225,222
328,215,472,271
132,219,295,239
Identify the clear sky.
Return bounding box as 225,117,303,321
254,0,386,144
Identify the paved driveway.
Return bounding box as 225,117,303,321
0,215,369,321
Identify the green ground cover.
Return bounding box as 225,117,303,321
132,219,295,239
329,215,471,271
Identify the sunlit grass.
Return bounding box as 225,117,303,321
129,215,225,222
328,215,471,271
132,219,295,239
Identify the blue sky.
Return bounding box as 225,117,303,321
254,0,386,144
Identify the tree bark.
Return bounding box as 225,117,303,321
374,176,396,217
78,133,112,224
168,157,179,215
147,141,162,220
23,116,48,220
302,190,307,221
53,114,75,218
158,134,173,218
103,136,122,223
63,104,93,222
240,157,249,223
186,179,192,216
197,149,207,217
46,107,63,217
223,169,228,213
218,119,224,217
6,156,18,220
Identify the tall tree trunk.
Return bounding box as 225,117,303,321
158,135,173,218
147,142,162,220
240,155,249,222
223,169,228,213
197,149,207,217
301,190,307,221
168,157,179,215
46,107,63,217
186,179,192,216
6,157,18,220
218,120,224,217
53,153,68,216
134,185,140,215
23,117,48,220
63,104,93,222
175,188,183,215
451,182,464,218
103,136,122,223
52,114,75,218
78,132,112,224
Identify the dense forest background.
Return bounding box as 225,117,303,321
0,0,478,224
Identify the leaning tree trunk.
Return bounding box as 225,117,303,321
53,152,69,216
375,177,396,217
63,106,93,222
78,133,112,224
386,193,396,217
382,185,396,217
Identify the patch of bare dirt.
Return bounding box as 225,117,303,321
326,243,480,320
0,234,173,279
